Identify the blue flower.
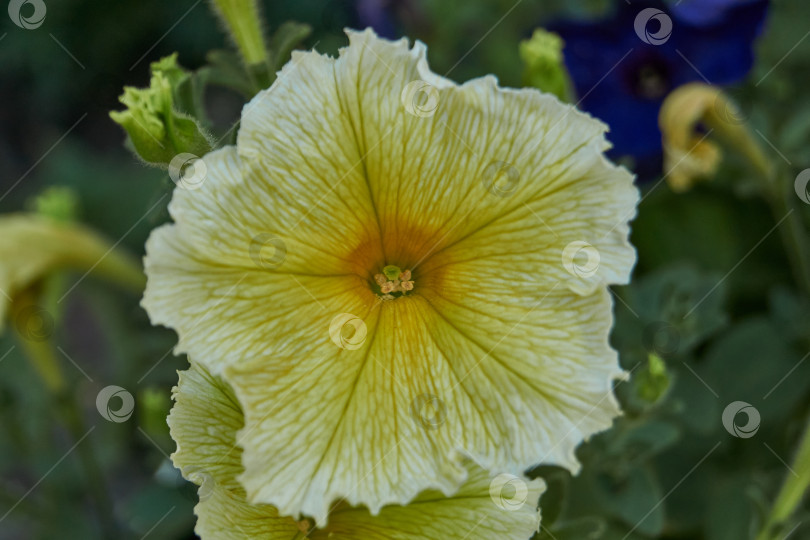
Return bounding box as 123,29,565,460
552,0,768,179
355,0,399,39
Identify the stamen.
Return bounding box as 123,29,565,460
399,270,414,291
374,266,414,297
381,281,396,294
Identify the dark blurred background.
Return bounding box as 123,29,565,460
1,0,809,538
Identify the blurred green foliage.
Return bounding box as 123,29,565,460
1,0,809,539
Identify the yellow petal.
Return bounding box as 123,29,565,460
144,29,636,523
228,288,616,524
314,468,543,540
169,362,301,539
170,361,543,539
194,480,301,540
168,360,245,492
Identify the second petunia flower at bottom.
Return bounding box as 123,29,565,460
170,361,544,539
143,28,638,526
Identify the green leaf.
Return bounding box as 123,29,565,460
201,49,256,98
541,516,607,539
703,317,809,425
706,473,758,540
614,265,728,360
603,419,681,466
667,367,721,434
593,466,665,536
268,21,312,73
769,287,810,346
631,187,788,297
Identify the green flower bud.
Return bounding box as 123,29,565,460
110,55,213,167
520,29,574,102
636,353,671,405
28,186,79,223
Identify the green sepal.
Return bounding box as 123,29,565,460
267,21,312,73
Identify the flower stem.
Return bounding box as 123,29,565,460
763,169,810,298
754,163,810,540
12,290,119,537
755,421,810,540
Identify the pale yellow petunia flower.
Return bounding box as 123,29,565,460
143,29,637,525
659,82,771,192
170,361,544,539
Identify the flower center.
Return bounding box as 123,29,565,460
622,51,672,101
373,265,414,299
